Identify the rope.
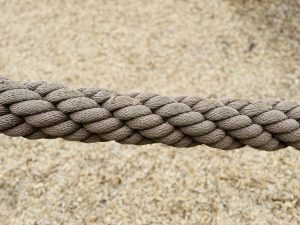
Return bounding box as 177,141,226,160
1,76,300,151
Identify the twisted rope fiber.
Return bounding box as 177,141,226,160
1,77,300,150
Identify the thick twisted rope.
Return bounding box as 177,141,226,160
1,76,300,151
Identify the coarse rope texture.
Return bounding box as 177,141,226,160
1,76,300,151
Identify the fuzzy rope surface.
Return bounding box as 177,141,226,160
1,76,300,151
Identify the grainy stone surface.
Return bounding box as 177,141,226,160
0,0,300,224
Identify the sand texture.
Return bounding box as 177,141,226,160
0,0,300,224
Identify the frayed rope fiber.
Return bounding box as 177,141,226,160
1,76,300,151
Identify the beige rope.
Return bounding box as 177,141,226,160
1,76,300,151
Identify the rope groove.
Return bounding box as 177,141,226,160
1,76,300,150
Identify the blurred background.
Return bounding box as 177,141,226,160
0,0,299,224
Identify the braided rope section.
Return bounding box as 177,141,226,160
1,76,300,150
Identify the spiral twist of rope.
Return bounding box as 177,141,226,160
1,76,300,150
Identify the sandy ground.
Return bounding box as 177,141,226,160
0,0,300,224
